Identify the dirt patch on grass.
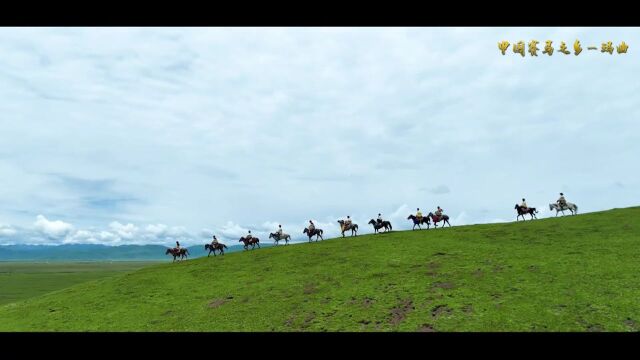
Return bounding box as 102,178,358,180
208,299,227,308
472,269,484,278
284,316,294,327
363,297,375,307
586,324,604,332
303,283,318,295
624,318,638,330
431,304,453,319
432,281,455,290
389,299,414,326
302,313,316,328
528,265,539,272
433,252,447,256
462,305,473,314
426,262,440,277
417,324,436,332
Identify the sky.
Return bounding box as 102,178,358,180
0,27,638,246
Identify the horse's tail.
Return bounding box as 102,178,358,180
574,204,578,214
389,222,392,230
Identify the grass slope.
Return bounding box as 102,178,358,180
0,262,157,306
1,207,639,332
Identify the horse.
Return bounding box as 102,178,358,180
239,237,260,250
549,202,578,216
205,243,228,257
407,214,430,230
269,232,291,246
165,248,189,262
303,228,323,242
514,204,538,221
428,212,451,228
337,220,358,237
368,219,392,233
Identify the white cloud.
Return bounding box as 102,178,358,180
0,224,16,236
33,215,74,239
0,28,638,246
109,221,138,239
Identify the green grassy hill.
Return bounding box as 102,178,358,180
1,207,639,332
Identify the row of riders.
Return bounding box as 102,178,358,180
515,193,578,221
166,194,577,261
166,207,450,261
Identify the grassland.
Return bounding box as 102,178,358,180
0,207,639,331
0,262,157,306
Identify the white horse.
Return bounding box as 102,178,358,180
269,232,291,245
549,202,578,216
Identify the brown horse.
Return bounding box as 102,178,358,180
515,204,538,221
303,228,323,242
337,220,358,237
205,243,228,256
368,219,392,233
428,212,451,228
407,214,430,230
239,237,260,250
165,248,189,262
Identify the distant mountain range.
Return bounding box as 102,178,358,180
0,243,267,261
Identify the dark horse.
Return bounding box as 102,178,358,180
239,237,260,250
428,212,451,228
205,243,228,257
515,204,538,221
337,220,358,237
407,214,430,230
165,248,189,262
303,228,324,242
368,219,392,233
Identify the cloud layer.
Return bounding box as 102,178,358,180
0,28,639,245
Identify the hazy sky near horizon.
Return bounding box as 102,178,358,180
1,27,638,245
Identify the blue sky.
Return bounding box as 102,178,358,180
0,27,638,245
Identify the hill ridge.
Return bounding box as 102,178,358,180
1,206,639,332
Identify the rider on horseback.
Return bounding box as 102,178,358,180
435,206,443,221
245,230,253,241
377,213,383,225
416,208,423,222
343,216,352,231
276,224,283,237
308,220,315,233
520,198,528,212
557,193,567,208
212,235,219,245
175,241,181,252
